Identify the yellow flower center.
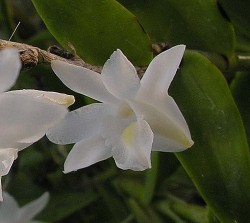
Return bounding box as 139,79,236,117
122,122,136,145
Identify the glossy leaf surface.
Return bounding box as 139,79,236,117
170,51,250,222
231,72,250,146
118,0,235,57
32,0,152,65
218,0,250,37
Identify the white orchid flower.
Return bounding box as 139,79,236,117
0,48,20,93
47,45,193,172
0,48,75,200
0,192,49,223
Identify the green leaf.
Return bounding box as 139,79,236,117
114,174,145,202
32,0,152,65
142,153,159,205
218,1,250,37
7,172,44,205
96,184,128,221
155,202,185,223
128,199,164,223
231,72,250,146
37,191,98,222
235,30,250,52
117,0,235,57
156,195,208,223
207,208,221,223
169,51,250,222
142,153,179,205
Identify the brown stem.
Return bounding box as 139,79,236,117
4,39,242,76
0,39,146,75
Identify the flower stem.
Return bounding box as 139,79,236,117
1,38,250,75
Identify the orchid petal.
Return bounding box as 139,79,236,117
51,60,118,104
17,132,46,144
0,48,21,93
137,45,185,101
16,132,46,151
0,149,18,201
0,192,19,221
64,135,112,173
18,192,49,222
102,49,140,99
114,119,153,171
152,134,191,152
146,94,193,149
131,99,193,151
0,93,67,149
100,107,136,148
0,148,17,176
47,103,113,144
0,178,2,202
7,90,75,108
0,192,48,222
156,95,192,143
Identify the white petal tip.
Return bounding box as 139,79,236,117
63,162,78,174
176,138,194,152
182,134,194,149
163,45,186,61
63,169,70,174
40,92,75,108
59,94,75,107
7,90,75,108
63,168,76,174
108,49,127,64
187,139,194,148
112,49,123,56
174,44,186,52
0,48,21,92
